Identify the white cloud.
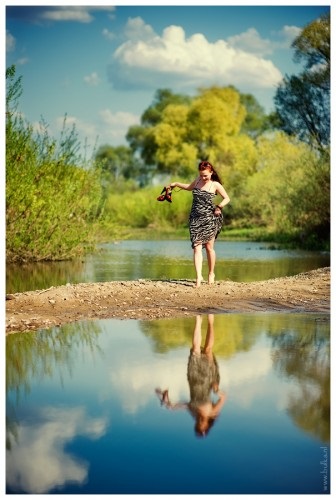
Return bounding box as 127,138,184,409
278,25,302,47
98,109,140,144
6,30,16,52
102,28,115,41
109,354,188,414
124,16,157,41
37,6,116,24
84,72,101,86
6,406,108,494
108,17,283,92
99,108,140,129
227,25,302,56
227,28,273,56
16,57,29,66
40,7,94,23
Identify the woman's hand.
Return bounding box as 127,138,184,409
213,205,222,217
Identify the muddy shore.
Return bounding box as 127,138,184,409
5,267,330,334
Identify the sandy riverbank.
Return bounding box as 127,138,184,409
5,267,330,334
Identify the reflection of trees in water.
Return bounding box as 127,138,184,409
6,321,103,450
270,319,330,442
140,314,262,357
6,259,86,294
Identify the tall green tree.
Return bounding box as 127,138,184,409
126,88,191,167
126,85,260,183
274,12,330,149
95,144,145,184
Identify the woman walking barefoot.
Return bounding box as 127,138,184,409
169,161,230,287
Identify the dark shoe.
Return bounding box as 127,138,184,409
165,187,172,202
157,186,172,202
157,186,167,201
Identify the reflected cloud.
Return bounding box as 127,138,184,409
110,356,188,414
220,345,273,408
6,406,108,494
222,346,272,384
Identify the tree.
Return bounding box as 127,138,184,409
240,132,329,247
95,145,142,181
126,88,191,167
274,12,330,149
238,92,272,139
292,12,330,90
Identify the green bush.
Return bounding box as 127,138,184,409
6,66,103,262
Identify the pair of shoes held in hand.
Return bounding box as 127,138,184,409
157,186,172,203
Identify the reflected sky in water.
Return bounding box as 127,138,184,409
6,313,330,494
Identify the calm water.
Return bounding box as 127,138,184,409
6,313,330,494
6,240,330,293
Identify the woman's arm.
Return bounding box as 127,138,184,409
169,178,198,191
214,182,230,209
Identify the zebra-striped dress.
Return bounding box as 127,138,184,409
189,187,223,248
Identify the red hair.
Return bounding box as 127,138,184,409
198,161,222,184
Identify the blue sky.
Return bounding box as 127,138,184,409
5,2,330,157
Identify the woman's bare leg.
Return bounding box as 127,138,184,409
205,239,216,284
192,315,202,354
203,314,215,357
193,244,203,287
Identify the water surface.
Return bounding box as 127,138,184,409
6,312,330,494
6,240,329,293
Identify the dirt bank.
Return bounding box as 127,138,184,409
5,267,330,334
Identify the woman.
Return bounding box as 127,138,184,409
169,161,230,287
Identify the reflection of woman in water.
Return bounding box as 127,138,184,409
156,314,226,437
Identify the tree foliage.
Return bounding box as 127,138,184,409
274,12,330,149
292,12,330,90
241,132,329,247
95,144,146,185
126,85,261,181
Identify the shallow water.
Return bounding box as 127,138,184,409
6,240,330,293
6,312,330,494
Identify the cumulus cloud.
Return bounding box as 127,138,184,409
84,72,101,86
227,25,302,55
108,17,283,92
227,28,273,56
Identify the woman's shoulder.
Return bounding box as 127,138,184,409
213,180,223,190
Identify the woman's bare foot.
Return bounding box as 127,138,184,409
195,276,204,288
208,272,215,285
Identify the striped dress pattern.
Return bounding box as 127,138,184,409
189,187,223,248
